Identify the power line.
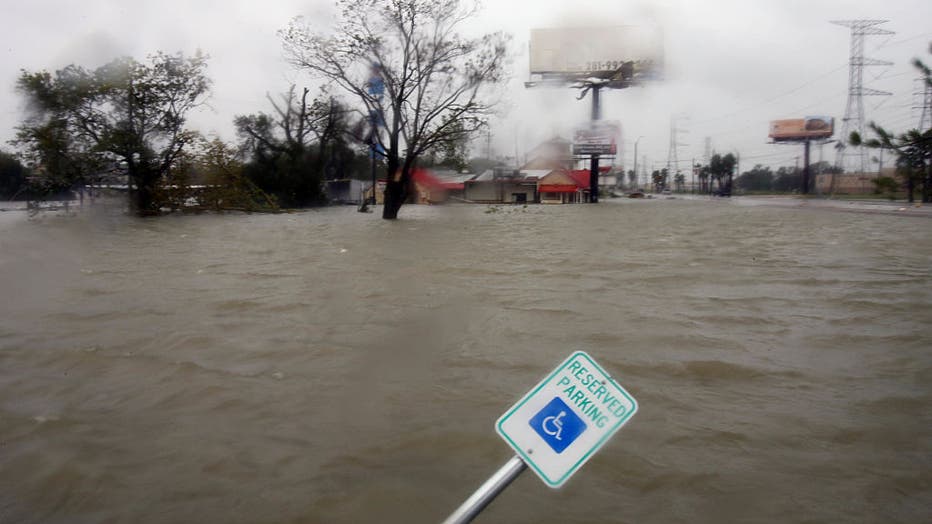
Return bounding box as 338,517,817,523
874,31,932,50
691,63,849,127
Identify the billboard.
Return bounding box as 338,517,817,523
769,116,834,142
573,120,621,156
529,26,663,80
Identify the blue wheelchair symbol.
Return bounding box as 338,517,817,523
529,397,587,454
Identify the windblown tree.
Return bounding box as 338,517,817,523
195,138,279,212
423,118,470,171
673,171,685,192
651,169,663,192
0,150,31,199
709,153,737,194
235,86,356,206
851,125,931,203
281,0,510,219
695,163,710,193
14,52,210,215
849,53,932,203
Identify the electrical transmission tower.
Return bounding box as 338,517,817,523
666,114,688,189
919,77,932,132
831,20,894,175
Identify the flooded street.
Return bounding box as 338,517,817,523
1,198,930,523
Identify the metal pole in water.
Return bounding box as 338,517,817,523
589,85,602,203
441,456,527,524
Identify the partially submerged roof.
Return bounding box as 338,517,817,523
412,168,477,190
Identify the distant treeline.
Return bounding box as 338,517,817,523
6,52,384,212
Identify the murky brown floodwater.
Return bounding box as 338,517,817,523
1,198,930,524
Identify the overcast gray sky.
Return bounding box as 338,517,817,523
2,0,930,175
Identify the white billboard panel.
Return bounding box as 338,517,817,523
530,26,663,77
573,120,621,156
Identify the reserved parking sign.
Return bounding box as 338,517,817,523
495,351,638,488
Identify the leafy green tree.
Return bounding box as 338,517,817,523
0,150,31,199
282,0,510,219
735,164,774,192
773,166,802,192
872,176,900,200
627,169,637,189
196,138,278,212
14,52,210,215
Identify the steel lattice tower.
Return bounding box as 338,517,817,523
919,77,932,132
665,114,687,188
832,20,894,175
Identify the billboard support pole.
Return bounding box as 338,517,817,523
590,86,602,203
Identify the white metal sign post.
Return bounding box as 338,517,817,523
442,351,637,523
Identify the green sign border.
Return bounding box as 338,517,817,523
495,351,638,488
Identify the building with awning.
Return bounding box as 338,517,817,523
463,168,542,203
539,170,586,203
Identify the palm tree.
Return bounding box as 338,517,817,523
709,153,737,195
696,164,710,193
849,54,931,202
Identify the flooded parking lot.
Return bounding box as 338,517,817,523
1,198,930,523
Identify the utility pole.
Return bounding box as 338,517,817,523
831,20,894,176
734,151,740,195
641,155,647,188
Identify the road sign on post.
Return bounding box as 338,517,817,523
496,351,638,488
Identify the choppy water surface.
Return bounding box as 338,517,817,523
1,198,930,523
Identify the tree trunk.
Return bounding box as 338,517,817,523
922,165,932,204
382,155,408,220
382,181,403,219
128,163,160,216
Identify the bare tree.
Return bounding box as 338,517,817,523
281,0,510,219
235,86,356,206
